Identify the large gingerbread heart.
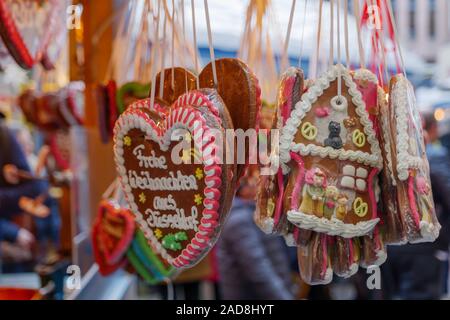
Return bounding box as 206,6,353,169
114,91,230,268
0,0,58,69
92,200,135,275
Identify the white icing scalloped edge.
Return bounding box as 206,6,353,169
390,76,423,181
287,210,380,238
378,87,397,185
280,64,382,174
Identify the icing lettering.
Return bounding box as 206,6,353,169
146,206,199,232
133,145,167,169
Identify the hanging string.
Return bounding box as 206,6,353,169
329,0,334,68
171,0,176,89
150,0,162,109
312,0,324,78
283,0,296,70
159,13,168,99
353,0,366,68
203,0,218,87
191,0,200,88
298,0,308,67
386,0,406,77
344,0,350,68
336,0,342,97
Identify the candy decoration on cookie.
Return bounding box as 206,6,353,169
114,90,232,268
281,65,383,238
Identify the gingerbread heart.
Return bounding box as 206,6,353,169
92,200,135,275
0,0,58,69
154,67,197,105
114,91,231,268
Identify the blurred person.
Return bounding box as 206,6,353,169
380,113,450,299
217,167,294,300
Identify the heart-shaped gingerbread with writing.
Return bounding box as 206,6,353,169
92,199,135,275
0,0,58,69
114,91,231,268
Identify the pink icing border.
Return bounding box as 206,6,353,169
407,172,421,229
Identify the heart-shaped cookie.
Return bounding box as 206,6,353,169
92,200,135,275
0,0,58,69
114,91,231,268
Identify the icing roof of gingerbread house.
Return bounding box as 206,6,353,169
280,64,383,173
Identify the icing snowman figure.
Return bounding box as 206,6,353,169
335,193,349,221
323,186,339,220
299,168,327,218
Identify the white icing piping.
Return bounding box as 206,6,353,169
113,100,220,268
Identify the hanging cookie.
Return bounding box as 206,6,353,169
281,65,383,238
